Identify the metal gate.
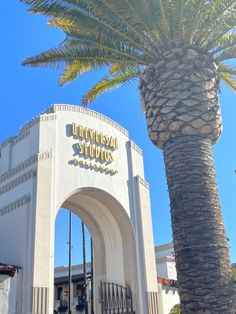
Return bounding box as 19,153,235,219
100,281,135,314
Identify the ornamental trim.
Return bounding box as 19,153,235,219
0,170,36,196
0,151,52,184
45,104,129,136
130,140,143,155
0,195,31,217
136,175,150,190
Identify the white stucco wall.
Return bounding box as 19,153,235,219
156,243,177,280
0,104,158,314
0,270,22,314
161,286,179,314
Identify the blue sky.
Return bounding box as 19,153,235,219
1,1,236,266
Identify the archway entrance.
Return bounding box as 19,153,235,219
0,104,159,314
54,208,93,314
54,188,138,314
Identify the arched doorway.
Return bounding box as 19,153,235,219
54,208,92,314
54,188,138,314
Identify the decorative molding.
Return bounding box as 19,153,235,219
32,287,49,314
146,292,159,314
129,140,143,155
136,175,150,190
0,170,36,196
0,195,31,217
1,136,16,147
1,131,30,148
1,104,129,149
1,114,56,148
0,151,52,184
45,104,129,136
20,114,57,134
38,151,53,161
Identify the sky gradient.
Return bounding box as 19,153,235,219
1,1,236,266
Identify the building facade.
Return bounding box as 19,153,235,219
0,104,159,314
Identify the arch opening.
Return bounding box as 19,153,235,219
53,188,138,314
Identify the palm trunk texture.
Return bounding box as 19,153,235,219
164,136,235,313
140,46,236,313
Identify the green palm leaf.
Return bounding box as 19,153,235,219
82,66,143,105
219,63,236,92
21,0,236,98
59,61,92,86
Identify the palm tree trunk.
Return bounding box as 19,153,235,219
163,135,235,313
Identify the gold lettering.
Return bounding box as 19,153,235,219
109,137,115,149
84,127,89,140
100,149,104,161
89,129,95,142
100,133,105,145
95,147,101,159
77,143,84,154
115,138,118,149
72,123,78,136
109,152,114,163
84,144,89,156
105,135,110,146
89,145,95,158
104,151,110,162
95,131,99,144
78,125,84,138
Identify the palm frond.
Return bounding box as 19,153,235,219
22,44,140,69
210,33,236,55
220,71,236,92
155,0,171,44
215,47,236,62
48,21,149,64
82,66,143,105
24,0,155,58
219,63,236,76
59,61,92,86
185,0,205,44
177,0,185,43
21,0,236,102
196,0,236,47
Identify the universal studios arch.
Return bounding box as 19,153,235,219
0,104,160,314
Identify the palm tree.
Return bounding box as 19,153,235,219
21,0,236,312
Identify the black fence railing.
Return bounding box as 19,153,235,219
100,281,135,314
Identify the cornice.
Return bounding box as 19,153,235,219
1,104,133,150
45,104,129,136
0,195,31,217
1,131,30,148
1,114,56,149
155,243,174,252
19,114,57,134
136,175,149,190
0,170,36,196
129,140,143,155
0,151,52,184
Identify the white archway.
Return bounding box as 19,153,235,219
0,104,159,314
54,188,138,313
